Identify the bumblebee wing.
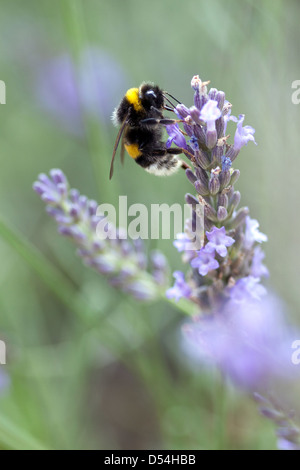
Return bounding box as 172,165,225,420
109,116,128,179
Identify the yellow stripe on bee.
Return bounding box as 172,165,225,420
125,88,143,112
124,143,141,159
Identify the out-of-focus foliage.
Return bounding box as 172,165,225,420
0,0,299,450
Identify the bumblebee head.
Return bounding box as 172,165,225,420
139,83,164,112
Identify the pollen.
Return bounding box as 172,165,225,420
125,88,143,112
124,142,141,159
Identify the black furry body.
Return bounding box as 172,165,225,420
110,82,185,178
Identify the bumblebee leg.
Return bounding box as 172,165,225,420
149,106,164,118
165,148,183,155
165,146,195,162
140,118,184,126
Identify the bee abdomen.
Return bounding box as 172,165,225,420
136,154,181,176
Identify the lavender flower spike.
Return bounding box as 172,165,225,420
33,169,169,301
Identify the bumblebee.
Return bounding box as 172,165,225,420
110,82,189,179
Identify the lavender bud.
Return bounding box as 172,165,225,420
57,183,68,197
191,76,209,109
225,145,239,162
176,104,190,118
230,207,249,229
50,169,67,185
216,91,225,110
230,191,241,210
226,186,234,200
70,188,80,203
79,195,88,209
218,193,228,208
92,239,105,252
77,247,92,258
120,240,132,256
37,173,52,186
219,170,231,190
185,193,199,207
185,168,197,184
194,89,201,109
193,124,206,145
208,174,220,195
136,252,147,270
41,192,59,204
94,255,117,274
88,200,98,216
211,143,224,165
151,250,168,271
230,169,240,186
195,166,209,186
53,213,73,224
208,88,217,101
124,280,156,301
195,149,211,169
206,129,218,149
189,106,202,125
69,204,80,219
217,206,228,221
58,225,87,242
183,122,194,137
260,408,285,421
216,117,225,139
32,182,46,196
204,204,218,222
195,180,209,196
253,393,270,405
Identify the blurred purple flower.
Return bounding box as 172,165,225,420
36,47,129,134
166,271,192,302
244,216,268,250
33,169,167,301
277,438,300,451
251,246,269,279
183,295,299,391
229,276,267,302
173,232,192,252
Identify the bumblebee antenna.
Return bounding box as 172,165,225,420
163,91,182,105
109,117,128,179
163,95,177,109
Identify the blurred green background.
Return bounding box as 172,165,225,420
0,0,299,450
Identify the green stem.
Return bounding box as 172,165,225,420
0,415,49,450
